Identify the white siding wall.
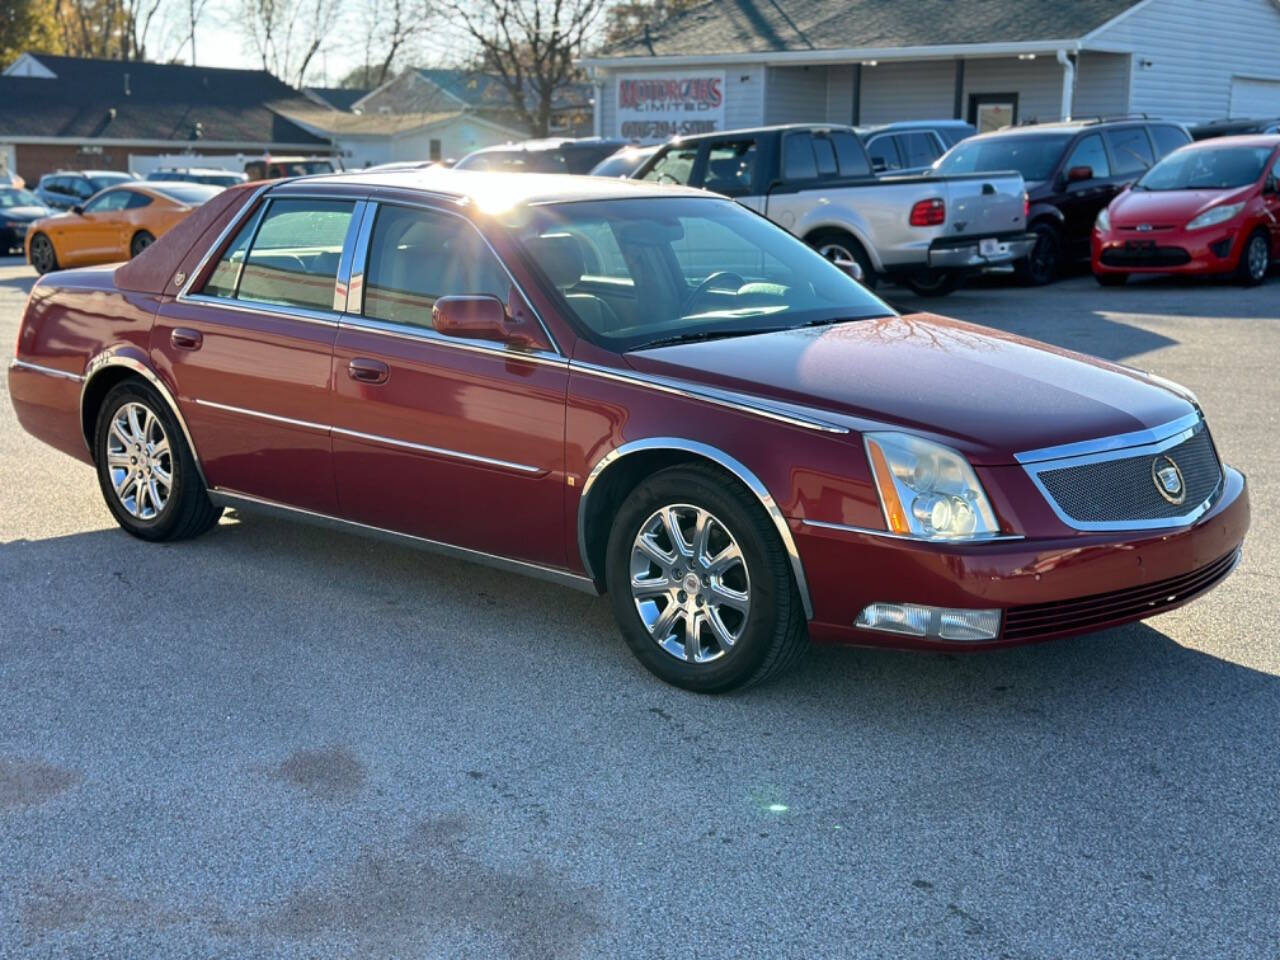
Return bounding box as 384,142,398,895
764,66,829,123
1092,0,1280,123
1072,52,1132,119
857,60,954,124
964,57,1066,123
825,65,856,125
593,64,766,138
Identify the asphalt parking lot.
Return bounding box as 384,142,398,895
2,257,1278,959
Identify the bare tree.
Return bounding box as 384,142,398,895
180,0,210,64
53,0,165,59
448,0,606,137
354,0,433,89
238,0,343,86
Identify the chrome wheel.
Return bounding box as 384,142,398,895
629,504,751,663
1247,234,1269,281
105,402,172,520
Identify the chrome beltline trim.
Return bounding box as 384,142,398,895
330,426,543,474
1014,410,1202,465
799,518,1026,542
210,488,599,595
10,358,84,382
576,437,815,620
337,315,568,368
569,361,849,435
193,398,543,474
178,293,341,327
1021,416,1223,532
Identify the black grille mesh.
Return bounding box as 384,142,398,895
1036,428,1221,524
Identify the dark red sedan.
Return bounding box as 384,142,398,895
9,170,1249,691
1093,135,1280,285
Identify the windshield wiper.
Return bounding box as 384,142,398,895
632,328,778,350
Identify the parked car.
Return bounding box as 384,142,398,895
25,181,223,274
456,138,629,175
0,186,52,253
8,170,1247,690
633,123,1032,296
859,120,976,174
590,144,660,178
243,155,339,180
1093,135,1280,286
35,170,136,211
933,118,1192,284
147,167,249,187
1190,117,1280,141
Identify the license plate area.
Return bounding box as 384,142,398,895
979,238,1001,257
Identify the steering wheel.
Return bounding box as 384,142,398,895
683,271,746,311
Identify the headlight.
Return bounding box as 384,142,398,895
1095,206,1111,232
1186,202,1244,231
864,432,1002,540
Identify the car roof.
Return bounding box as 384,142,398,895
301,167,714,206
669,123,857,145
864,120,974,132
470,137,628,154
1181,133,1280,149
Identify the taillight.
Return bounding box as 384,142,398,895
1023,191,1030,219
909,198,945,227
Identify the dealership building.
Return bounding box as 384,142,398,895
584,0,1280,141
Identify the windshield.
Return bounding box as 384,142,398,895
146,182,224,205
89,173,132,191
0,188,42,207
934,134,1073,182
591,150,653,178
1136,145,1273,190
456,150,569,173
505,196,893,351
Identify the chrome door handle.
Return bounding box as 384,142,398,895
170,328,203,351
347,357,390,384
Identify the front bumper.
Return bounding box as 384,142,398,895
797,465,1249,650
928,231,1036,270
1092,224,1247,275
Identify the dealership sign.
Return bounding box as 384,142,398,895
617,72,726,141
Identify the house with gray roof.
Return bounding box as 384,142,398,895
582,0,1280,141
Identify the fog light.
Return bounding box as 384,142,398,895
855,603,1001,641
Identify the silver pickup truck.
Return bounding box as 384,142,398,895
632,123,1033,296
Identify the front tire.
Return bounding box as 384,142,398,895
1015,223,1062,286
605,464,807,692
29,232,58,274
130,230,156,258
1236,229,1270,286
94,380,222,541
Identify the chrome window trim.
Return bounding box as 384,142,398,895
348,197,564,356
210,488,599,595
10,358,84,382
193,398,543,475
576,437,815,620
1021,416,1224,532
799,518,1025,543
78,353,208,487
337,314,567,368
1014,411,1202,465
344,200,378,315
332,199,369,312
569,360,849,435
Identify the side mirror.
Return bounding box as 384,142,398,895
1265,176,1279,195
432,294,540,348
71,204,84,215
1067,165,1093,183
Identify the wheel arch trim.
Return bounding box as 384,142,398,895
576,437,814,620
79,350,209,487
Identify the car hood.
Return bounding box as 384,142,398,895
2,205,50,221
623,314,1194,465
1110,185,1253,226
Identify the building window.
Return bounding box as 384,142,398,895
968,93,1019,132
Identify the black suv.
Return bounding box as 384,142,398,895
932,118,1191,283
34,170,135,211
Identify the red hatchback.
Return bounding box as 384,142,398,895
1093,135,1280,285
9,170,1249,691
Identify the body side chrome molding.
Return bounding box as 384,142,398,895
569,360,850,435
576,437,815,620
211,488,599,595
337,314,568,368
10,358,84,382
193,398,543,475
1014,410,1202,465
1021,416,1223,533
799,518,1026,543
78,353,209,487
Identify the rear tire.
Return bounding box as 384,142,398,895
1015,223,1062,286
1094,271,1128,287
605,463,808,692
130,230,155,258
808,228,877,290
94,380,222,542
29,232,57,274
1236,229,1270,286
903,269,960,297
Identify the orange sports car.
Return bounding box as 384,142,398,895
25,180,224,274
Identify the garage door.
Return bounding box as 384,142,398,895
1230,77,1280,117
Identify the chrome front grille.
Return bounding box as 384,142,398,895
1019,414,1224,532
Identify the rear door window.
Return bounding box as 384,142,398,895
1105,127,1156,176
901,132,943,169
204,198,355,311
1065,135,1110,178
1150,124,1191,158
